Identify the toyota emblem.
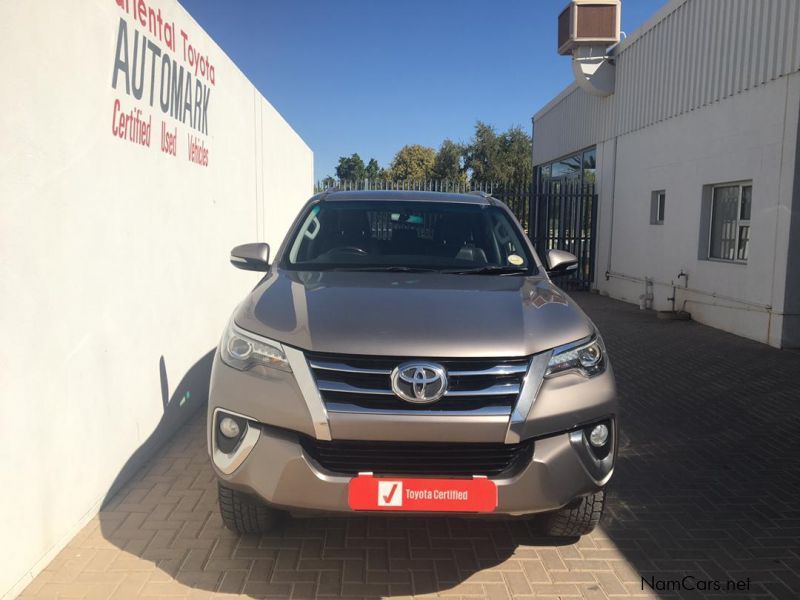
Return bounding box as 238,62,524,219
390,361,448,403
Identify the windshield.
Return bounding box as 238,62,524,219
282,200,536,274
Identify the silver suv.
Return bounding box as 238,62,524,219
208,190,617,537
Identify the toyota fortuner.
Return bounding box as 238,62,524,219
208,190,617,537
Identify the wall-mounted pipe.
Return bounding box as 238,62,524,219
604,270,772,312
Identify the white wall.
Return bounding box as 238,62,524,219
594,73,800,346
0,1,312,597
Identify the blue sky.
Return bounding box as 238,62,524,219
180,0,668,181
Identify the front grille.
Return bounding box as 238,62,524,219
300,437,534,477
306,352,529,413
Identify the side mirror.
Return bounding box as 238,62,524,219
546,249,579,276
230,243,270,271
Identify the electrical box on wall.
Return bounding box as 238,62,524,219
558,0,621,55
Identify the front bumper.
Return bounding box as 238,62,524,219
210,414,616,516
208,344,618,516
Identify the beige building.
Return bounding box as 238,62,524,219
533,0,800,348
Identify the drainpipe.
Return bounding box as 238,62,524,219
639,277,654,310
604,136,619,281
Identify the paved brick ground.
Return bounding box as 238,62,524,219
20,293,800,599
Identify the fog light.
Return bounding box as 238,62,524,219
219,417,241,439
589,423,609,447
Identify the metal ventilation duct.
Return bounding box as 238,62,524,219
571,45,616,97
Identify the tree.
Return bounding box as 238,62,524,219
387,144,436,181
500,125,533,182
335,153,366,181
464,121,532,183
463,121,501,181
330,121,531,186
431,139,466,182
364,158,382,180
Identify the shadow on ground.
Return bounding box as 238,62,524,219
94,349,582,598
43,292,800,598
102,350,214,504
589,293,800,599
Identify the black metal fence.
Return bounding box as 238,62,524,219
317,178,532,230
530,180,597,290
319,178,596,289
315,178,497,194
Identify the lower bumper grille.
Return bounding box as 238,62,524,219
300,437,534,477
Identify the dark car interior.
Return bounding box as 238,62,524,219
287,201,530,270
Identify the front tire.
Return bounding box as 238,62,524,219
541,490,605,537
217,482,282,534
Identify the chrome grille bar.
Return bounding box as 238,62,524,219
444,383,520,397
449,364,528,376
308,360,528,377
308,360,392,375
323,401,512,416
316,380,394,395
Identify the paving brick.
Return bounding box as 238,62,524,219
461,571,505,585
520,559,551,583
527,582,582,596
551,570,597,584
483,582,511,599
503,571,533,595
439,581,487,596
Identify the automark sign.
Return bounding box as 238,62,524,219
110,0,212,166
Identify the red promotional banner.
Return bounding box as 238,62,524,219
348,475,497,513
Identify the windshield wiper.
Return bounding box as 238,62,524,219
330,266,441,273
443,266,531,275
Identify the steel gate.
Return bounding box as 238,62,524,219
530,180,598,291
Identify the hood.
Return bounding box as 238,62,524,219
234,269,594,358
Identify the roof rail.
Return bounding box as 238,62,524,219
466,190,492,198
310,187,337,201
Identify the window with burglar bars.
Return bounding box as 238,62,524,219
708,182,752,262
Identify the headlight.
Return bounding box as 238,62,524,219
546,336,605,378
220,319,292,373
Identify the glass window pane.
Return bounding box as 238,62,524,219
657,192,665,222
582,148,596,185
740,185,752,220
710,186,739,260
737,225,750,261
551,154,582,181
582,148,596,169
